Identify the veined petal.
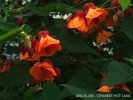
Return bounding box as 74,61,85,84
41,61,57,76
29,60,57,81
97,86,113,93
85,8,108,19
104,18,117,27
44,36,60,48
67,17,84,28
115,84,131,93
77,19,89,32
19,52,29,60
96,31,112,44
36,38,47,52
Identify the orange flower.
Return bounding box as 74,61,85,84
0,59,13,73
115,84,131,93
97,86,113,93
97,74,113,93
19,51,40,61
67,11,89,33
85,3,108,26
98,74,131,93
35,31,62,57
19,45,40,61
104,18,117,27
0,66,11,73
29,59,57,81
96,30,112,45
85,3,108,20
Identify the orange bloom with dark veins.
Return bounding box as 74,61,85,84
19,45,40,61
115,84,131,93
85,3,108,26
97,74,131,93
67,11,89,33
96,30,112,45
104,18,117,27
19,51,40,61
0,59,13,73
97,86,113,93
29,59,57,81
35,31,62,57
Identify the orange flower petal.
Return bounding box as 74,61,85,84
85,8,108,19
76,20,89,33
19,52,29,60
104,18,117,27
0,65,12,73
96,31,112,44
97,86,113,93
29,60,57,81
67,17,84,28
41,60,57,76
115,84,131,93
44,36,60,47
36,38,47,52
122,86,131,93
35,35,62,57
19,52,40,61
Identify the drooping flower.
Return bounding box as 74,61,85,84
97,74,113,93
0,59,14,73
19,45,40,61
85,3,108,26
96,30,112,45
104,18,117,27
97,86,113,93
115,84,131,93
29,59,57,81
19,51,40,61
35,31,62,57
67,11,89,33
97,74,131,93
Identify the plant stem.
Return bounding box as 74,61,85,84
100,0,112,7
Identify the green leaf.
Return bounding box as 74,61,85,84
0,23,17,31
24,87,36,100
119,15,133,42
62,84,90,95
0,25,24,43
27,3,78,16
33,82,61,100
0,0,5,4
32,91,45,100
60,65,99,99
0,62,32,87
119,0,131,11
48,20,100,55
125,58,133,64
0,17,18,31
61,84,98,100
103,61,132,86
52,54,76,66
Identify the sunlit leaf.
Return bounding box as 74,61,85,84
0,25,24,43
119,0,131,11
